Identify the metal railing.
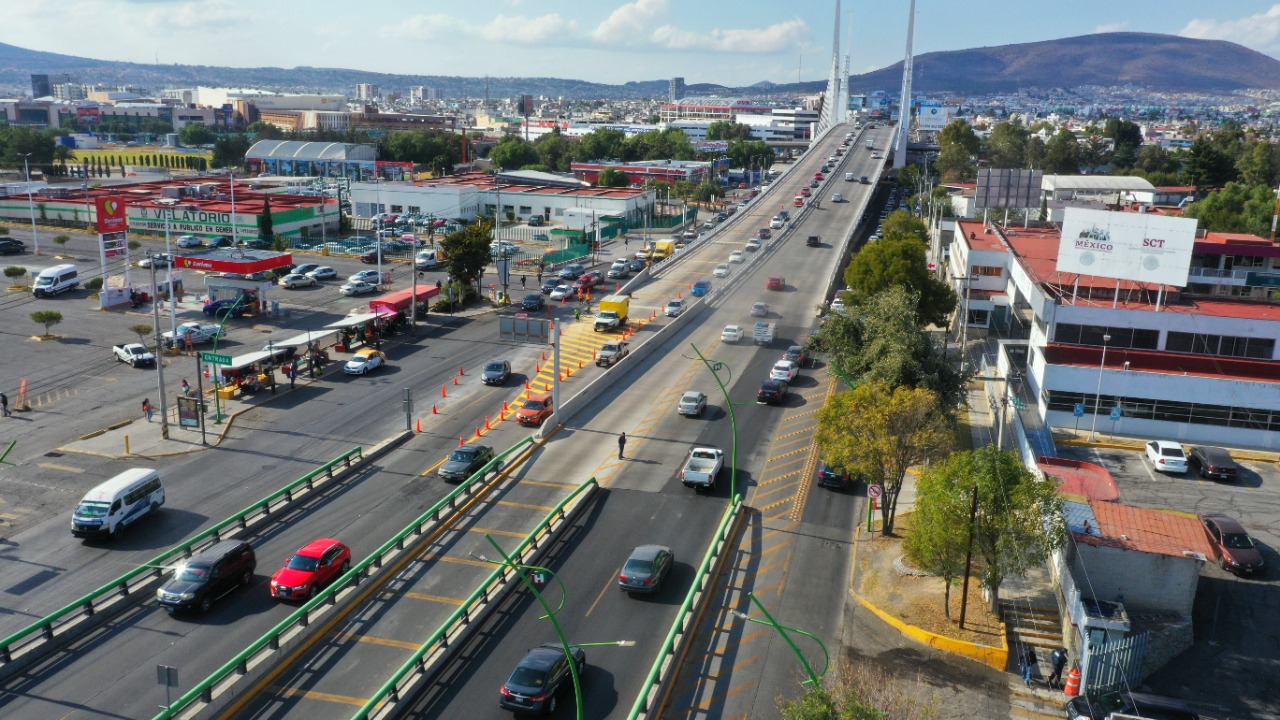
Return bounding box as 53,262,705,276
155,437,536,719
0,447,365,676
627,496,745,719
352,474,599,719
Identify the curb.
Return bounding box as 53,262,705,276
849,520,1009,672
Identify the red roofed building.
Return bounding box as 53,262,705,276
947,219,1280,449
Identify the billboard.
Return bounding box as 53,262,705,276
95,196,128,233
916,104,952,131
975,168,1042,209
1057,208,1196,287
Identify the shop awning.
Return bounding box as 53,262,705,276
324,312,382,330
368,285,440,315
268,330,341,349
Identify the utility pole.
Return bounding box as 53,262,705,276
150,256,171,440
21,154,40,256
958,485,979,629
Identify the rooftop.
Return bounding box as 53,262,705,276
1040,457,1120,502
246,140,376,162
1043,175,1155,192
1067,500,1213,560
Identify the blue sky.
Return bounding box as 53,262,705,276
7,1,1280,86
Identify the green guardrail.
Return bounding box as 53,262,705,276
352,474,599,720
154,436,537,719
626,495,744,720
0,447,364,669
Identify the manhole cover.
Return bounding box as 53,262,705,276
824,540,843,550
44,452,63,458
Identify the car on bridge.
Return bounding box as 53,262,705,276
270,538,352,601
438,444,497,483
499,643,586,715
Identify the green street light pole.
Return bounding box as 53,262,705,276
483,535,583,720
689,343,740,502
732,591,829,687
207,292,250,423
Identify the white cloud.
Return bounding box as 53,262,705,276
387,13,577,46
142,0,248,30
1180,5,1280,55
1094,21,1131,34
652,19,808,54
590,0,669,44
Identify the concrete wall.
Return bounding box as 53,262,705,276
1070,544,1201,617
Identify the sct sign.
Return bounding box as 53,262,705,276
95,196,128,233
1057,208,1196,286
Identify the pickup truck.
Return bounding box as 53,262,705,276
596,341,629,367
594,295,630,332
161,322,224,348
681,447,724,491
113,343,156,368
753,321,776,346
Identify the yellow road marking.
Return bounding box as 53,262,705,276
465,526,525,538
756,469,802,487
585,568,618,618
488,499,556,512
400,591,465,605
688,679,756,714
334,632,422,650
269,687,368,707
36,462,81,473
419,554,492,568
752,479,801,502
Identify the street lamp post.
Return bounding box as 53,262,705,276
149,255,171,440
731,591,829,687
1088,334,1112,441
954,273,972,373
21,154,40,256
688,343,740,501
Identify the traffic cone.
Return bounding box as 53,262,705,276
1064,667,1081,697
593,349,597,360
578,360,583,369
441,384,447,397
543,382,550,391
500,409,507,421
459,437,464,447
503,400,509,411
433,404,439,414
535,362,541,373
453,376,459,385
459,366,465,376
542,351,546,361
415,418,422,433
475,427,481,438
485,416,491,430
525,380,530,390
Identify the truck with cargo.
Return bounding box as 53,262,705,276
752,321,776,346
680,447,724,491
651,239,675,261
594,295,630,332
596,341,629,367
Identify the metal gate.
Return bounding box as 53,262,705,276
1083,631,1148,696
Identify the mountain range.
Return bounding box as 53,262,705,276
2,32,1279,100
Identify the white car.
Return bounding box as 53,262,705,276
175,235,203,248
770,360,799,382
830,297,848,314
664,299,685,317
138,254,173,268
750,302,769,317
349,269,382,284
307,266,338,280
728,251,745,264
713,264,730,278
1145,440,1188,473
745,239,761,252
721,325,743,343
770,218,784,229
678,391,708,417
281,273,316,289
549,285,575,300
344,349,386,375
339,280,378,296
635,248,651,260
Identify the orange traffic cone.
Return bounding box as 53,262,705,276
459,366,465,376
458,437,464,447
475,427,481,438
1064,667,1081,697
415,418,422,433
441,384,447,397
453,376,459,385
503,400,509,411
485,416,491,430
433,404,439,415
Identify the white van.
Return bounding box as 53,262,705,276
33,264,79,298
845,172,855,181
71,468,165,539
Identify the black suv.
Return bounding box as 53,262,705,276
806,235,821,247
156,540,256,613
499,643,586,714
0,237,26,255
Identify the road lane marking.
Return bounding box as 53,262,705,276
687,679,756,714
399,591,465,605
464,525,525,538
268,686,367,707
756,470,802,487
487,499,555,512
518,479,578,489
752,479,802,502
335,632,422,650
36,462,81,473
421,555,492,568
585,568,619,618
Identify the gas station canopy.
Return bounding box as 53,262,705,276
174,248,294,275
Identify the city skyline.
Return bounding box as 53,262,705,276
6,1,1280,87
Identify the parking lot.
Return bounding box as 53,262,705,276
1053,442,1280,719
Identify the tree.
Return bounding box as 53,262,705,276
440,218,494,288
1079,135,1112,174
1134,144,1179,175
1183,182,1276,235
937,119,980,156
818,286,966,410
1043,129,1081,174
1182,137,1235,189
597,167,630,188
30,310,63,337
52,234,69,248
4,266,27,287
933,144,975,182
212,135,251,169
258,193,274,243
1234,142,1275,187
575,128,628,162
842,231,957,328
904,463,972,615
178,123,216,146
1103,119,1142,169
246,121,283,141
705,121,754,142
488,136,539,170
1024,136,1048,169
816,381,952,535
984,121,1028,169
534,132,573,172
128,324,154,346
910,446,1063,611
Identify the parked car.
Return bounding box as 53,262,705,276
499,643,586,715
618,544,674,594
1188,446,1241,481
307,266,338,280
339,280,378,296
757,379,789,405
1200,513,1264,575
783,345,808,368
138,253,173,269
270,538,351,601
664,299,685,317
438,444,497,482
281,273,317,289
155,540,256,613
678,391,707,417
770,360,799,381
202,298,247,318
293,263,321,276
348,269,382,284
1064,690,1210,720
175,235,203,248
1145,440,1188,473
721,325,744,343
240,239,270,250
482,359,511,386
520,293,545,311
0,238,27,255
343,349,386,375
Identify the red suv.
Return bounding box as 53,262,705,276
270,538,352,600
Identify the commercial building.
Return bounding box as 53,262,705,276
356,84,380,102
948,217,1280,449
658,97,773,123
570,159,714,186
245,140,413,181
669,77,686,102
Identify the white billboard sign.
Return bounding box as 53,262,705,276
1057,208,1196,287
916,104,952,131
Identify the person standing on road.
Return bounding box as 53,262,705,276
181,379,191,396
520,275,526,289
1020,646,1037,687
1048,647,1068,689
617,432,626,459
289,359,298,389
142,398,153,422
1,392,9,417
